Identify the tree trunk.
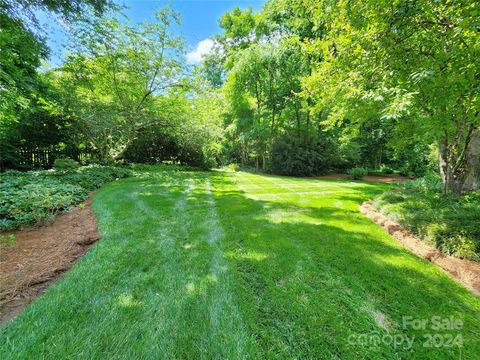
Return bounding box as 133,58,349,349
438,135,452,194
113,138,134,161
462,127,480,192
438,125,480,195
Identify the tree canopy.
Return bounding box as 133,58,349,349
1,0,479,193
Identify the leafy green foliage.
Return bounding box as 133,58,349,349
53,157,80,170
374,182,480,260
270,134,337,176
0,173,86,229
3,0,479,192
347,167,368,180
54,8,185,164
0,166,130,230
301,0,480,193
225,163,239,172
1,0,112,170
0,10,46,164
2,0,111,20
128,163,200,173
402,172,443,193
214,1,429,177
0,233,15,248
380,166,394,175
59,165,131,191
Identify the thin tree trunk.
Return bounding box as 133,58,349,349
294,102,300,133
439,133,454,195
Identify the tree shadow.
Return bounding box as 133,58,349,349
204,171,480,358
5,170,474,359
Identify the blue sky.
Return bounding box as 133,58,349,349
41,0,265,66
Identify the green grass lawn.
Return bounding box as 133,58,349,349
1,170,479,359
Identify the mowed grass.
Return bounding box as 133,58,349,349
1,170,479,359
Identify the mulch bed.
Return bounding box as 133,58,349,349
0,196,100,326
360,201,480,296
317,173,412,184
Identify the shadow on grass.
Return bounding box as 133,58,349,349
203,171,479,358
14,170,473,359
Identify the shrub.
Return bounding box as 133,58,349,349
270,134,338,176
53,157,80,170
60,165,131,191
403,171,442,192
0,234,15,248
399,166,411,177
122,125,220,170
347,167,368,180
226,163,240,172
0,177,87,229
381,166,394,174
373,187,480,261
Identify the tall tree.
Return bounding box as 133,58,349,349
0,0,112,167
303,0,480,193
56,8,185,162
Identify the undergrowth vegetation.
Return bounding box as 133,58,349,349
373,174,480,260
269,134,338,176
347,167,369,180
0,166,130,230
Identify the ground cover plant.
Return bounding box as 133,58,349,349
1,170,479,359
373,175,480,261
0,166,130,230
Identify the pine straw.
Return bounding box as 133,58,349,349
0,196,99,324
360,200,480,296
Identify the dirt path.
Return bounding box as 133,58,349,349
0,196,100,326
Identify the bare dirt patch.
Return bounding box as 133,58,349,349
360,201,480,296
0,196,100,326
317,173,412,184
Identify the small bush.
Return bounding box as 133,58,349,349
0,234,15,248
379,191,405,204
403,172,442,192
53,157,80,170
270,134,338,176
0,178,87,229
399,166,412,177
226,163,240,172
60,165,131,191
347,167,368,180
381,166,394,174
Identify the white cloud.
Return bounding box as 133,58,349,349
186,39,214,64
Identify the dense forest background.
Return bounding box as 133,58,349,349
1,0,479,194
